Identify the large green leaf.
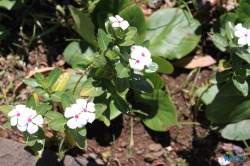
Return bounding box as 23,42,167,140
129,74,154,93
35,103,49,116
61,93,73,110
23,78,41,88
206,78,250,124
145,8,201,60
69,129,87,149
91,0,130,29
63,41,97,69
0,0,24,10
46,68,60,88
145,73,164,90
80,78,104,97
120,5,147,37
237,0,250,23
26,95,36,109
95,104,107,119
221,120,250,140
115,77,130,93
195,85,219,105
44,111,64,120
232,75,249,97
112,92,130,115
49,118,67,131
0,105,14,117
51,69,72,92
68,5,97,46
209,33,228,52
151,56,173,74
209,70,231,84
34,72,47,88
97,29,110,53
115,62,130,78
136,90,177,131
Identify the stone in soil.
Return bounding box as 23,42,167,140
144,153,155,163
148,143,163,152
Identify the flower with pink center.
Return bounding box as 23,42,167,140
8,105,28,126
129,45,152,74
109,15,129,30
17,108,44,134
234,23,250,46
76,99,95,123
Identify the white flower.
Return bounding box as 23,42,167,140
17,108,44,134
235,23,250,46
109,15,129,30
8,105,27,126
218,156,230,166
76,99,95,123
129,45,152,73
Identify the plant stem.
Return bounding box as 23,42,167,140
243,140,250,153
129,116,134,157
72,60,96,95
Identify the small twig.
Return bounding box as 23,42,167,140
72,60,96,95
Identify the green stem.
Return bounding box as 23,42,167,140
243,140,250,153
72,60,96,95
129,116,134,157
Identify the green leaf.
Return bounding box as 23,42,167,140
219,59,232,71
51,69,72,92
0,0,24,10
225,22,235,39
206,78,250,124
35,103,49,116
26,95,36,109
145,73,164,89
112,92,130,115
209,70,231,84
34,72,47,88
221,120,250,140
105,50,119,59
0,105,14,117
120,5,147,37
23,78,41,88
63,41,97,70
145,8,201,60
51,91,63,102
97,29,110,53
65,73,87,97
195,85,219,105
46,68,60,88
44,111,64,120
232,75,248,97
65,89,76,104
34,87,47,96
129,74,154,93
115,62,130,78
49,118,67,131
76,127,87,136
91,0,130,29
95,104,107,119
61,93,73,110
211,13,236,36
80,78,104,97
236,0,250,23
23,131,37,146
115,77,130,93
140,40,150,48
136,90,177,131
68,5,97,46
209,33,228,51
235,47,250,64
118,40,134,46
69,129,87,149
0,25,9,42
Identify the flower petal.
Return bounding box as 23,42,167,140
120,21,129,30
15,104,26,110
109,16,117,22
115,15,123,21
235,30,244,37
10,117,17,126
18,117,28,126
71,104,82,115
112,22,120,28
87,113,95,123
67,118,77,129
8,109,17,117
76,118,87,128
32,115,44,126
17,124,27,132
142,47,151,58
27,123,38,134
87,102,95,112
144,57,152,67
76,99,87,108
64,107,74,118
238,37,247,46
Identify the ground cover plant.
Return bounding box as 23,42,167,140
0,0,249,165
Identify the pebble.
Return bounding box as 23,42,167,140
144,154,155,163
152,150,164,157
120,141,128,148
88,153,97,159
148,143,162,152
95,158,105,165
165,146,173,152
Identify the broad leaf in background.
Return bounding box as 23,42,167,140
206,78,250,124
195,85,219,105
51,69,72,92
91,0,130,29
120,5,147,37
80,78,104,97
232,75,248,97
135,90,177,131
129,74,154,93
237,0,250,23
68,5,97,46
152,56,173,74
97,29,110,53
145,8,201,60
220,120,250,140
63,41,97,70
0,0,24,10
145,73,164,90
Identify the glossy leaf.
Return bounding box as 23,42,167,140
136,90,177,131
63,41,97,69
51,69,72,92
232,75,248,97
46,68,60,88
51,91,63,102
80,78,104,97
209,70,231,84
129,74,154,93
23,78,41,88
211,13,236,36
97,29,110,53
0,105,14,117
112,92,130,115
235,47,250,64
95,104,107,119
61,93,73,110
218,59,232,71
221,120,250,140
77,127,87,136
26,95,36,109
151,56,174,74
195,85,219,105
44,111,64,120
49,118,67,131
209,33,228,52
226,22,235,39
69,129,87,149
145,8,201,60
35,103,49,116
115,77,130,93
68,5,96,46
206,78,250,124
115,62,130,78
237,0,250,23
34,72,47,88
145,73,164,89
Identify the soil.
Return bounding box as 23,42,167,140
0,1,248,166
